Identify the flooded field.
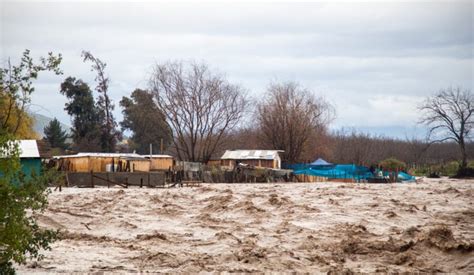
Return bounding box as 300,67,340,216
18,178,474,273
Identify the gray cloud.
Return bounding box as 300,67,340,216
1,1,472,137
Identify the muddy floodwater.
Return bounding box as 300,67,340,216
18,178,474,273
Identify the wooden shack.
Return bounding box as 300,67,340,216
0,140,42,179
220,150,284,170
146,155,174,171
54,153,150,172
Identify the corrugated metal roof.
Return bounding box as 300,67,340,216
53,153,174,159
221,150,283,160
53,153,143,159
19,140,40,158
0,140,40,158
146,154,174,158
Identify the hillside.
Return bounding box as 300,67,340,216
32,113,71,138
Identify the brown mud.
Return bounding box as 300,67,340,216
18,178,474,273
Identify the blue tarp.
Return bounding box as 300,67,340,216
293,163,373,181
397,171,415,182
287,162,415,182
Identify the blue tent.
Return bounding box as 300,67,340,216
310,158,332,166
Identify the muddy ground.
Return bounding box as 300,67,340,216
17,178,474,273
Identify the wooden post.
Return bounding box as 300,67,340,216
107,172,110,188
148,172,151,187
65,172,70,187
160,138,163,154
90,170,94,188
140,178,143,188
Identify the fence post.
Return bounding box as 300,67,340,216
90,170,94,188
107,172,110,188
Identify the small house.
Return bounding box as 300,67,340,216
54,153,150,172
19,140,41,178
220,150,283,170
0,140,41,179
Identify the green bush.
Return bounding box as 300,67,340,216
379,157,406,171
0,137,58,273
442,161,460,177
410,161,462,177
410,166,429,176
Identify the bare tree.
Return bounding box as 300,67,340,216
419,87,473,172
256,82,334,163
150,61,248,162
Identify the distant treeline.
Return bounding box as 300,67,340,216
2,50,472,176
223,128,472,168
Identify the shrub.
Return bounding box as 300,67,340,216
0,137,58,273
379,158,406,171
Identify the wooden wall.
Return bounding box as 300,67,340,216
238,159,275,168
150,158,173,170
66,157,91,172
220,159,277,169
127,160,151,172
89,157,115,172
295,174,328,182
58,157,151,172
221,159,235,167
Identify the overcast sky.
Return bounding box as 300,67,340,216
1,1,473,138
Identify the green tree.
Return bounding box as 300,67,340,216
379,157,406,183
0,50,61,273
120,89,172,154
1,49,62,138
0,137,58,273
43,118,68,150
60,77,101,152
82,51,121,152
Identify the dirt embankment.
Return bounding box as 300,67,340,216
18,178,474,273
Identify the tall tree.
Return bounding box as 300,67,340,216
0,50,61,273
43,118,68,150
81,51,120,152
419,87,473,173
60,77,101,152
0,49,62,138
0,93,38,139
120,89,172,154
256,82,333,163
150,61,248,162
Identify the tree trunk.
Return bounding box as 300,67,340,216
459,140,467,171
